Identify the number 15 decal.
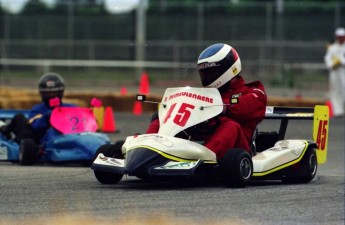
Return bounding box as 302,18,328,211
316,120,328,151
162,103,195,127
313,105,329,164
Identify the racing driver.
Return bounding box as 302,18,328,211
0,72,75,144
146,43,267,159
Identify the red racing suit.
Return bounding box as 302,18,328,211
146,76,267,159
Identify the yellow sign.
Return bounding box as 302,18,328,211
313,105,329,164
92,106,105,131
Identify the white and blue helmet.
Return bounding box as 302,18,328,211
197,43,241,89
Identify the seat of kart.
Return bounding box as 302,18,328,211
150,112,278,157
250,128,279,156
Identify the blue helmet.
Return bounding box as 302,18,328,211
197,43,241,89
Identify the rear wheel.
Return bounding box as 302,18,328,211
93,142,124,184
19,138,38,166
219,148,253,188
282,147,317,184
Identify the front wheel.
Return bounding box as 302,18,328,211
93,143,124,184
19,138,38,166
219,148,253,188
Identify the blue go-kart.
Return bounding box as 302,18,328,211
0,106,110,165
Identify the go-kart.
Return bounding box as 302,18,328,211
0,106,110,165
91,87,329,187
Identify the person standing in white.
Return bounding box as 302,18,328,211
324,27,345,116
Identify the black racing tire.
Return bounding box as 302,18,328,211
94,170,123,185
93,142,124,184
93,141,124,160
282,147,317,184
219,148,253,188
112,140,125,159
19,138,38,166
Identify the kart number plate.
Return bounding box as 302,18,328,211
0,146,8,160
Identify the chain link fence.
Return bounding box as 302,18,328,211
0,1,344,97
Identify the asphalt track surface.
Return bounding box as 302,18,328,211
0,113,344,225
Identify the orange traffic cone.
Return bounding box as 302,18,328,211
138,71,150,94
102,106,119,133
120,86,128,95
325,100,334,118
133,101,142,116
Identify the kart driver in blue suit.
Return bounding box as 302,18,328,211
0,73,75,145
28,72,76,144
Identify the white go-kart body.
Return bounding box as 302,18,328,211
91,87,329,187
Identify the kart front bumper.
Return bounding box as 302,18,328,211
92,147,216,178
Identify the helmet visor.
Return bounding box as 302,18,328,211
199,67,222,87
40,90,64,104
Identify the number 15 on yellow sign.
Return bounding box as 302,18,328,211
313,105,330,164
